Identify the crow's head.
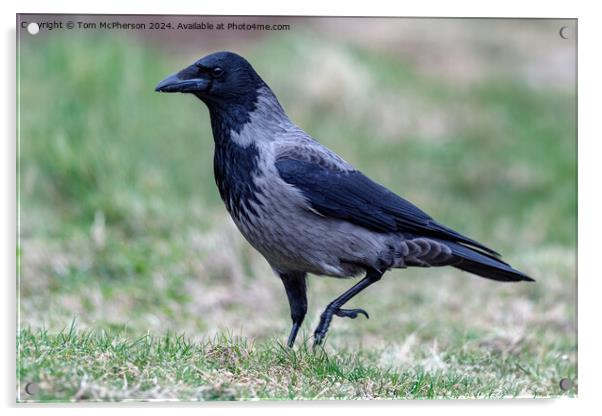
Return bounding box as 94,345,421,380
155,51,264,108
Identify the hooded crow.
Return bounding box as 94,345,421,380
156,51,533,347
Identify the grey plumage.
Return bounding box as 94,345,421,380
156,51,533,347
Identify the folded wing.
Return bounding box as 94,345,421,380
275,157,499,256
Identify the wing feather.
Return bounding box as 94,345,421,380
275,157,500,256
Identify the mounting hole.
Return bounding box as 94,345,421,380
25,382,39,395
27,22,40,35
559,378,573,391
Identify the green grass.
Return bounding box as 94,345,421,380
18,26,576,401
18,324,575,401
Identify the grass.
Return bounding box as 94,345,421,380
17,22,576,401
18,324,575,401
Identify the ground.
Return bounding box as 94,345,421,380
17,20,576,401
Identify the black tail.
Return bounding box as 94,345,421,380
441,240,534,282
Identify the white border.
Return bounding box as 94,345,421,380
2,1,600,415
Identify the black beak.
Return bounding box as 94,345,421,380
155,72,209,93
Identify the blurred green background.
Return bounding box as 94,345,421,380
17,17,576,400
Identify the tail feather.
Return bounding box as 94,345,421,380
441,240,534,282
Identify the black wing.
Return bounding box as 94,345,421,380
275,157,500,256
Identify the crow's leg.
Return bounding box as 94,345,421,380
314,268,383,346
279,271,308,347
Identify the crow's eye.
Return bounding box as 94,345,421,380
211,67,224,78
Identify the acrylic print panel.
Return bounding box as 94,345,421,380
16,14,577,401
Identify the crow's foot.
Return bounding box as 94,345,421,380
313,306,370,346
287,322,301,348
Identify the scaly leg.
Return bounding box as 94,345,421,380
279,271,308,347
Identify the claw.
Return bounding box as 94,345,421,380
313,312,333,347
313,331,325,347
334,307,370,319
